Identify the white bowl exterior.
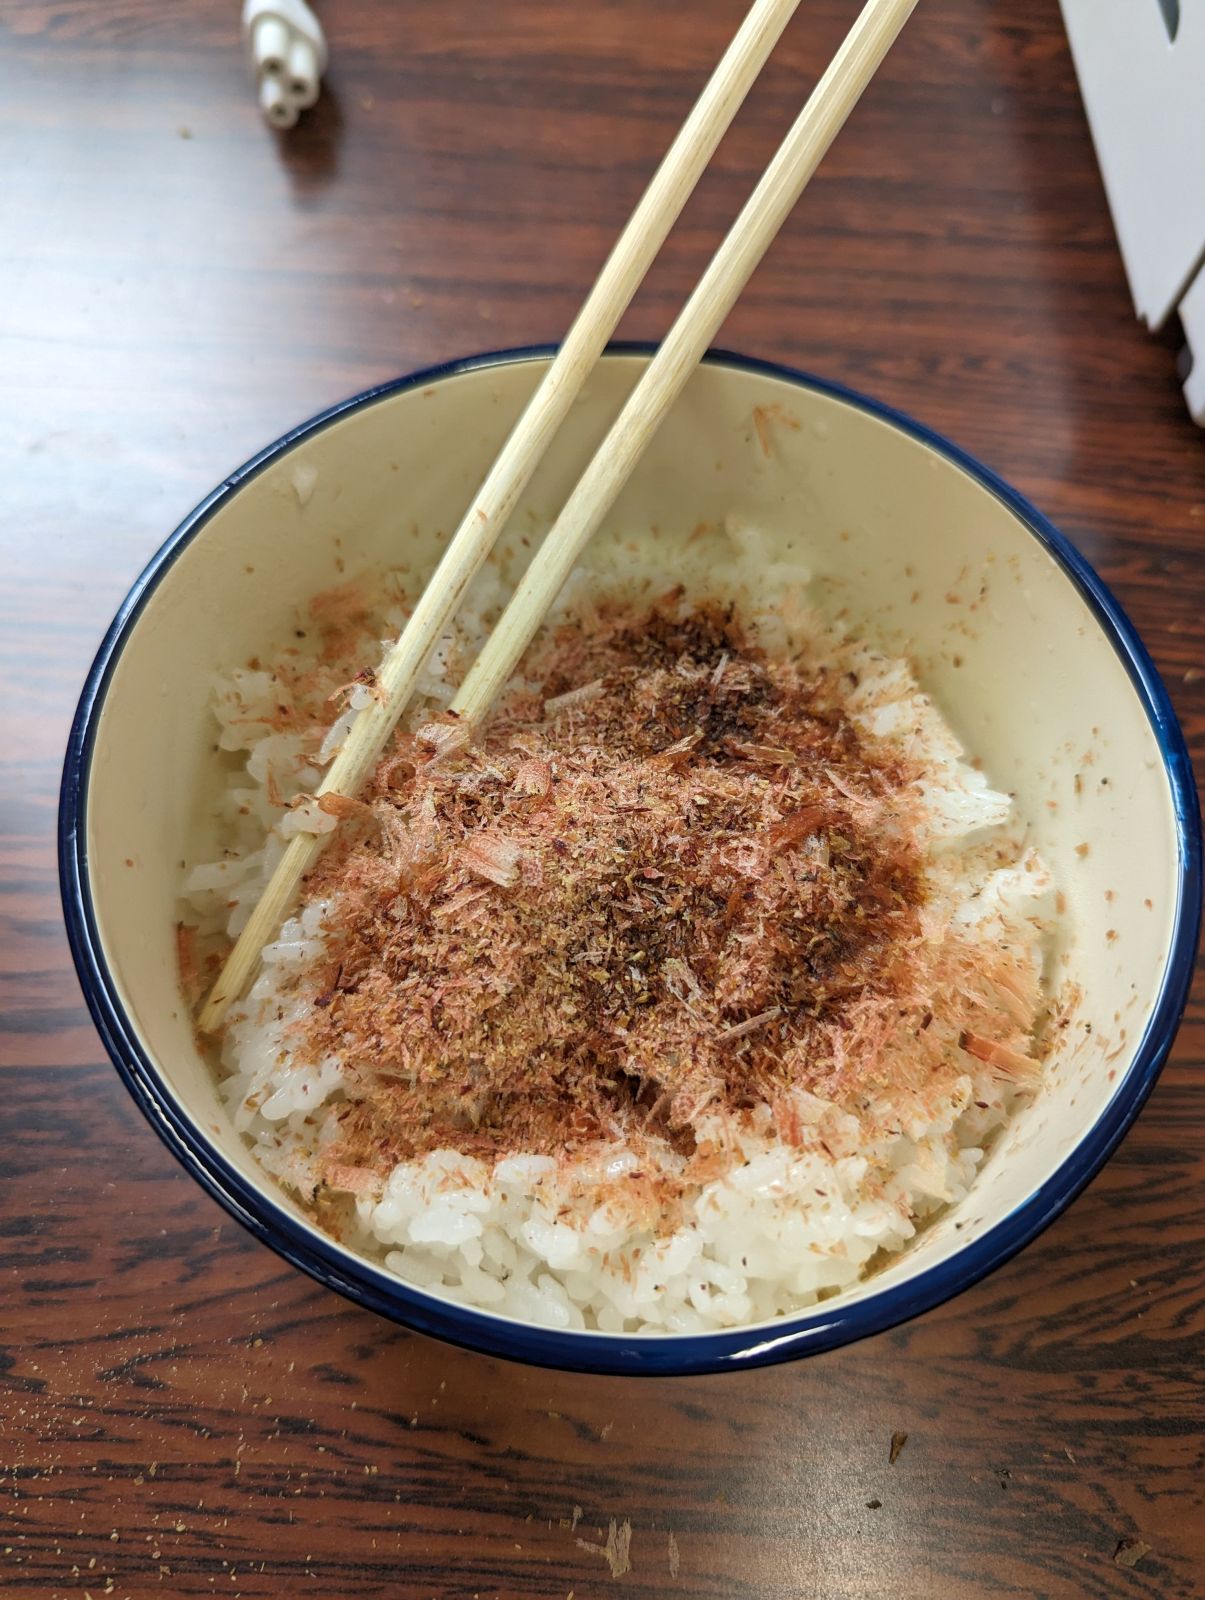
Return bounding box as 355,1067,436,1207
82,355,1183,1329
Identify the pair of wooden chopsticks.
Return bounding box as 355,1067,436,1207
199,0,917,1032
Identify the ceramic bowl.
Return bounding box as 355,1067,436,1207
60,347,1201,1375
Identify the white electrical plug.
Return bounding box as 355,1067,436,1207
242,0,327,130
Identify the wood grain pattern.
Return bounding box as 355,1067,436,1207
1,1,1202,1595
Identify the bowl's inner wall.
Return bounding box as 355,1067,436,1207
83,355,1181,1329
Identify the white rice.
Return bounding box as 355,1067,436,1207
183,556,1051,1335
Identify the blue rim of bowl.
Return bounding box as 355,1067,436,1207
59,344,1202,1376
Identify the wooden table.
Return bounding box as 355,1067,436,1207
3,2,1202,1595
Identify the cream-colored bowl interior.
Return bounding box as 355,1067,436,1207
82,353,1183,1334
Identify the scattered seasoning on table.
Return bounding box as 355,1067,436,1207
1112,1538,1152,1569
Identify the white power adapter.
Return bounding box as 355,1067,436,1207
242,0,328,130
1060,0,1205,425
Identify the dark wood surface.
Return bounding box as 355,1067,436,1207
2,2,1203,1595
